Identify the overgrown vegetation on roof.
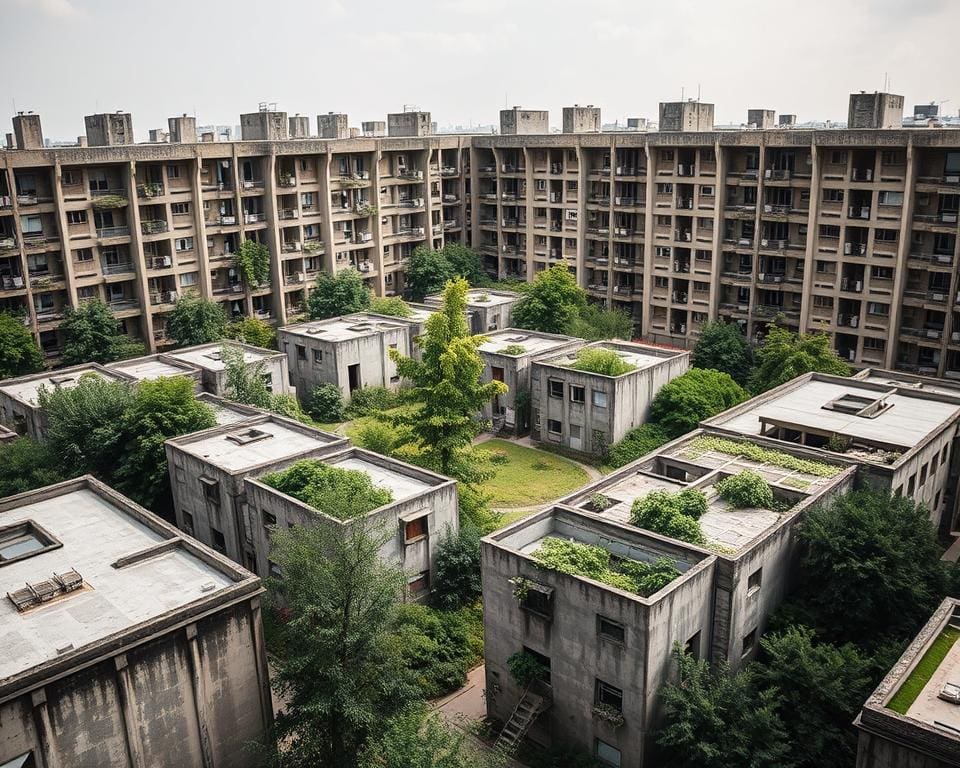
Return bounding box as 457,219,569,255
566,347,636,376
630,489,708,546
682,436,842,478
532,536,680,597
261,459,392,520
496,344,527,356
887,625,960,714
715,470,775,508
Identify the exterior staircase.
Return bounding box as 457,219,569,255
494,684,550,752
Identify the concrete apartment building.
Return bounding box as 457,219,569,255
703,370,960,533
423,288,521,334
164,414,346,573
3,91,960,379
106,351,202,385
477,328,585,434
0,476,272,768
278,312,417,399
244,446,459,598
482,433,854,766
530,340,690,456
854,597,960,768
164,340,290,396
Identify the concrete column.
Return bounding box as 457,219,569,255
125,161,155,351
189,152,214,299
262,152,284,321
30,689,61,768
249,596,275,736
320,150,337,277
468,145,480,264
708,140,725,321
523,146,534,279
5,164,40,339
574,143,586,284
115,653,146,768
749,137,768,339
50,160,78,308
799,143,822,333
641,144,655,337
370,145,386,295
888,137,916,370
185,623,215,768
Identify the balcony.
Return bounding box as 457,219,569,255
137,182,164,199
0,274,25,291
241,180,266,190
102,261,134,276
277,174,297,188
764,169,792,181
0,236,18,254
397,169,424,181
244,212,267,224
440,166,458,176
398,198,424,209
914,211,960,225
850,168,874,182
141,220,168,235
97,225,130,239
278,208,299,220
848,206,871,220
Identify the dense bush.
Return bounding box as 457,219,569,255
262,459,392,520
497,344,527,356
369,296,414,318
649,368,750,438
566,347,636,376
226,316,276,349
432,524,483,609
0,438,64,499
692,321,753,385
353,419,409,456
349,386,398,415
607,423,672,468
715,470,774,508
507,650,550,687
630,489,708,545
307,383,346,422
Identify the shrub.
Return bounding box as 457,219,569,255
715,470,774,508
307,383,346,422
349,386,398,416
590,493,612,511
497,344,527,356
432,524,482,609
825,433,851,453
488,449,509,465
261,459,392,520
507,650,549,687
370,296,414,318
226,316,275,349
607,423,671,468
354,420,407,456
630,489,708,545
649,369,750,438
566,347,636,376
682,435,842,477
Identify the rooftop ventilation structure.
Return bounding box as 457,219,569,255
822,391,894,418
7,569,84,612
226,427,272,446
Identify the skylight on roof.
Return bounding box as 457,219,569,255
226,428,273,446
823,392,893,418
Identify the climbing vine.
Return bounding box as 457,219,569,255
233,239,271,288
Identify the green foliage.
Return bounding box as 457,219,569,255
649,368,750,438
369,296,414,318
91,194,128,210
262,459,393,520
167,294,227,347
307,268,371,320
353,419,411,456
682,435,841,477
692,321,754,385
749,323,851,394
630,489,708,545
220,343,307,420
0,438,64,498
888,626,960,714
60,299,145,365
405,244,487,301
533,536,680,596
268,524,419,768
715,470,774,508
232,239,271,287
512,264,586,334
226,316,275,348
567,303,634,341
497,344,527,356
655,648,794,768
566,347,636,376
442,243,488,287
307,383,346,422
432,523,483,610
349,386,398,416
607,423,672,468
0,312,43,378
507,650,550,687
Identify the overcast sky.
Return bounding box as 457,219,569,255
4,0,959,141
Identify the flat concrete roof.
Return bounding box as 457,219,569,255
280,315,410,342
425,289,519,309
194,394,262,427
166,342,278,372
0,366,130,407
712,378,960,451
857,369,960,401
903,621,960,733
173,418,341,473
107,355,197,381
0,486,236,682
545,340,682,375
328,455,431,501
478,329,579,357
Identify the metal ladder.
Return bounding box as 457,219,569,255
494,687,546,752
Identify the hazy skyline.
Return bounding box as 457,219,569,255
4,0,959,141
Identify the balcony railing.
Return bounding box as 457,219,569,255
244,212,267,224
97,226,130,239
137,182,164,198
141,220,168,235
102,262,134,275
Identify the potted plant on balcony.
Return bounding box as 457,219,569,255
592,703,625,729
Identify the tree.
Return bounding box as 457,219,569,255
390,279,506,476
60,299,145,365
221,343,309,421
649,368,750,438
405,247,454,301
567,303,634,341
226,316,275,349
269,523,420,768
753,626,875,768
113,377,216,510
432,523,482,609
787,489,955,647
440,243,487,287
307,268,371,320
359,704,491,768
511,265,586,334
0,312,43,378
0,438,64,498
307,382,346,422
167,294,227,347
232,238,271,288
692,321,753,385
656,648,794,768
748,323,850,394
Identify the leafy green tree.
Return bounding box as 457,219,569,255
113,376,216,509
656,648,794,768
512,265,586,334
432,523,483,609
261,459,393,520
754,626,875,768
748,323,850,394
567,303,634,341
307,268,371,319
307,382,346,422
440,243,487,287
630,489,708,545
649,368,750,438
60,299,144,365
269,523,420,768
369,296,414,318
0,311,43,378
40,374,135,480
226,316,275,349
692,321,753,385
405,246,454,301
0,437,64,498
390,278,506,476
232,238,271,288
167,294,227,347
221,343,309,421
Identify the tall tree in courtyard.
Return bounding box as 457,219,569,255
268,523,419,768
60,298,145,364
405,246,454,301
748,323,849,394
307,268,371,319
0,311,43,378
511,264,586,334
691,320,753,385
167,294,227,347
390,278,507,476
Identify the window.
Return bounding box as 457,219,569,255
878,191,903,206
210,527,226,554
863,337,885,351
700,185,714,197
595,740,621,768
263,510,277,527
920,463,928,487
172,202,190,215
313,349,323,363
63,170,78,185
491,366,505,383
200,476,220,504
592,390,608,408
167,164,181,179
548,380,564,399
570,385,585,404
660,149,674,162
408,571,430,596
547,419,562,436
181,511,194,535
908,473,916,495
942,445,950,465
875,228,898,242
595,680,623,713
822,188,844,203
175,237,194,252
830,150,847,165
882,150,904,165
180,272,198,288
934,490,941,510
404,516,428,542
75,247,93,262
296,344,306,361
301,192,314,207
598,616,625,644
269,560,283,579
77,286,97,301
742,628,757,657
747,568,762,596
66,210,87,224
0,521,60,566
685,631,702,660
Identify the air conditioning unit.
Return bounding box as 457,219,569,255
221,215,235,225
738,238,751,246
359,262,371,272
761,239,769,247
295,272,305,283
413,198,424,206
416,227,425,235
847,350,855,361
358,171,370,179
951,331,960,342
844,242,852,255
933,292,947,301
764,204,773,212
942,213,958,223
850,316,859,328
231,285,243,294
855,280,863,291
228,268,236,276
549,193,559,202
764,169,772,179
165,290,179,302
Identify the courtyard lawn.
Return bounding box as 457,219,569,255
479,438,590,508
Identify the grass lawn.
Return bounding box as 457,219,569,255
887,625,960,714
479,438,590,508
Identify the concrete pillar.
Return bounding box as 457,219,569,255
262,152,284,322
249,597,274,737
115,654,146,768
799,144,822,333
4,163,39,339
370,144,386,296
748,138,768,340
126,160,156,351
186,623,215,768
50,159,78,308
641,144,655,336
888,137,916,370
30,689,61,768
189,154,214,300
708,139,725,321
